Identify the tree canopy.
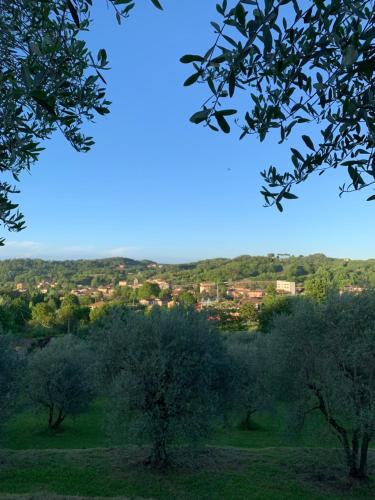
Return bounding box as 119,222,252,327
0,0,161,242
183,0,375,209
2,0,374,243
26,335,95,430
95,307,230,468
270,292,375,479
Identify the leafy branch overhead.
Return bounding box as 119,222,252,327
182,0,375,210
0,0,161,243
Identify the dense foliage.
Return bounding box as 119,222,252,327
26,335,95,430
270,292,375,479
0,336,21,424
95,307,230,467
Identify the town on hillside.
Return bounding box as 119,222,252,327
0,255,367,339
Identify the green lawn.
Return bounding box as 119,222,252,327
1,400,108,450
0,403,374,499
1,401,336,451
0,447,374,499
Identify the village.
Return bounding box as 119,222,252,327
14,274,364,313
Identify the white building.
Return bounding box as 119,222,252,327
276,280,296,295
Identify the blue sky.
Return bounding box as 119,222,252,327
0,0,373,263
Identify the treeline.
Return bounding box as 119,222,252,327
0,286,259,337
1,254,375,289
1,293,375,480
159,254,375,286
0,257,152,289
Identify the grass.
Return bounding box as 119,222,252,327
0,403,374,498
0,447,374,499
2,402,335,451
1,400,108,450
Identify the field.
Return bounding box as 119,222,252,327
0,402,374,499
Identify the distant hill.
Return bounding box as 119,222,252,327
0,254,375,289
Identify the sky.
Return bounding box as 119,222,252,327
0,0,374,263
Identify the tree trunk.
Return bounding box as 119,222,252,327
241,409,257,430
348,430,360,478
358,433,370,479
48,405,55,429
147,436,169,469
49,407,66,431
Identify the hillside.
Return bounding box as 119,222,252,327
1,254,375,289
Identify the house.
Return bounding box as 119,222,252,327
139,298,165,307
276,280,296,295
132,278,141,288
97,286,114,296
340,285,364,294
15,283,27,292
171,287,183,297
199,282,216,295
227,287,264,300
71,287,93,297
147,279,170,290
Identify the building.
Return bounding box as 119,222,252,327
97,286,114,296
132,278,141,288
276,280,296,295
340,285,364,294
71,287,93,297
171,287,183,297
139,298,165,307
199,282,216,295
227,287,264,300
147,279,170,290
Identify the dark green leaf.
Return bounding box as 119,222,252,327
150,0,163,10
283,192,298,200
228,72,236,97
190,109,211,124
215,112,230,133
180,55,204,64
302,135,315,151
67,0,80,28
216,109,237,116
184,72,200,86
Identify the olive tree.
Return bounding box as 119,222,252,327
26,335,95,430
226,333,271,429
269,292,375,479
0,336,21,425
183,0,375,209
96,307,230,468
